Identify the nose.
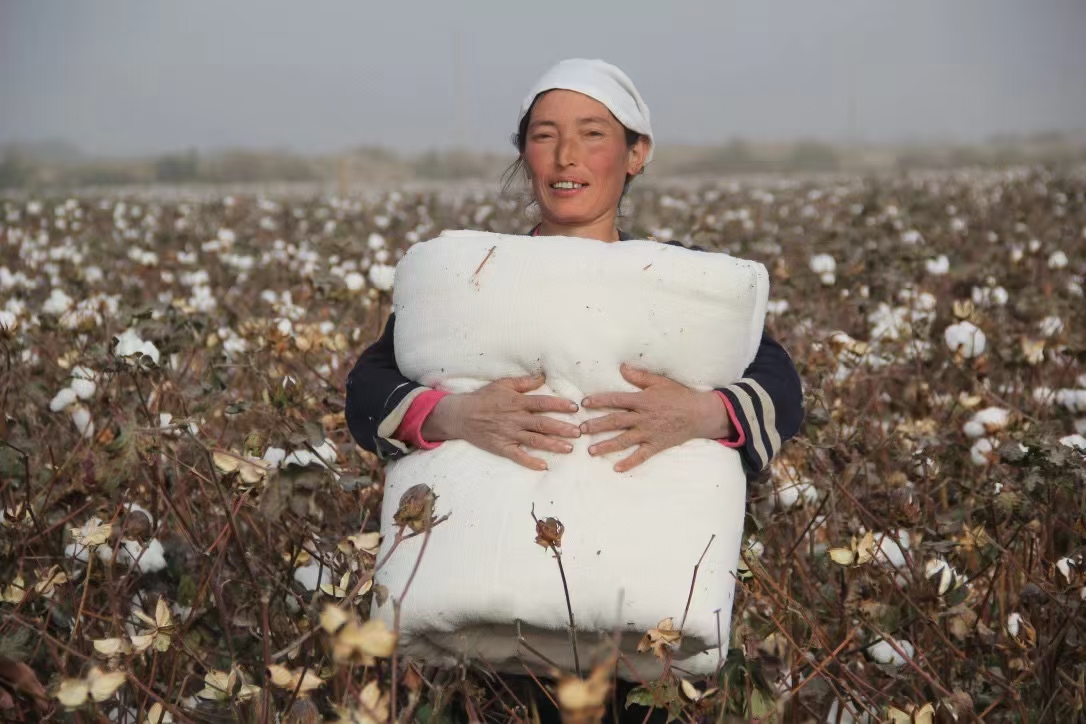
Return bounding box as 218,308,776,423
555,135,577,168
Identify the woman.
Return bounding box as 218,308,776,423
345,59,802,722
346,58,802,482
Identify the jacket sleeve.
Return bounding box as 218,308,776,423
715,332,804,474
344,313,434,460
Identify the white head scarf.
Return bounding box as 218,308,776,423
518,58,654,164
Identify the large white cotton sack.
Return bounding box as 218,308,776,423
374,230,769,678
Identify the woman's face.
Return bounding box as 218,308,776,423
523,90,649,231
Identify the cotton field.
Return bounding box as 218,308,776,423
1,165,1085,722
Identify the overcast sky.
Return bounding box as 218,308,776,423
2,1,1084,156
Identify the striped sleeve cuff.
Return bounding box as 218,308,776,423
393,389,449,450
375,384,432,457
714,390,746,448
718,378,783,471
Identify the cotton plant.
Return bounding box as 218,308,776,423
944,320,986,359
971,280,1008,308
1038,315,1064,338
367,263,396,292
962,407,1010,438
767,460,818,511
112,328,160,365
808,253,836,285
866,636,915,667
50,372,97,439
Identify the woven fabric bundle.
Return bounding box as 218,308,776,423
373,230,769,678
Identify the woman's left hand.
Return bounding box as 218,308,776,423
579,363,732,472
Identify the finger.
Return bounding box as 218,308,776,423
504,445,548,471
517,431,574,454
500,374,546,393
614,444,657,473
582,392,641,410
521,414,582,438
588,431,642,456
579,412,638,435
619,363,663,389
522,394,579,414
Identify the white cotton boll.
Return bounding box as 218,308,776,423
217,228,236,245
50,386,78,412
1039,316,1064,337
866,638,914,667
65,542,90,563
70,366,97,399
970,437,997,466
70,377,96,400
874,529,910,570
116,539,167,573
1033,386,1056,406
113,328,161,364
293,560,332,592
1057,557,1075,583
1048,250,1069,269
275,318,292,336
70,404,94,438
963,407,1010,438
368,264,396,292
766,299,790,315
263,446,287,468
944,321,986,358
925,255,950,275
311,439,339,467
367,232,386,250
0,310,17,332
283,450,316,468
1006,612,1023,638
824,699,870,724
900,229,923,245
344,271,365,292
924,557,960,595
744,537,765,560
819,272,836,286
374,248,390,264
1028,239,1042,253
971,286,1008,307
42,288,73,316
773,481,818,510
1060,434,1086,452
809,254,835,274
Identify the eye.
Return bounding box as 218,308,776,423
586,130,605,138
531,133,553,142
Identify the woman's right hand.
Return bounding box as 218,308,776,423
420,374,581,470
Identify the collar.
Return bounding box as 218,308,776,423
530,224,632,241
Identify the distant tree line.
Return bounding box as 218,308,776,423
2,133,1085,190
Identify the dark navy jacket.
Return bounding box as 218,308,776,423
345,232,803,477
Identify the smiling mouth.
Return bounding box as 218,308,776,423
550,181,588,190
